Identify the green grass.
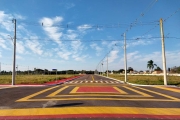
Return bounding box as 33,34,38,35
108,74,180,86
0,74,78,84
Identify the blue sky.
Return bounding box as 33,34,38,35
0,0,180,72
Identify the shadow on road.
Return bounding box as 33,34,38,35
50,102,83,107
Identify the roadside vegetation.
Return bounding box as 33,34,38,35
0,74,77,84
108,74,180,86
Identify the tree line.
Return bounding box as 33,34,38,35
0,69,94,75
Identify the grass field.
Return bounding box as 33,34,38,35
107,74,180,86
0,74,77,84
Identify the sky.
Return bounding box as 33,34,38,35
0,0,180,72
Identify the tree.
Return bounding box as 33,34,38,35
128,67,133,72
147,60,157,73
171,66,180,73
154,66,162,71
118,69,124,73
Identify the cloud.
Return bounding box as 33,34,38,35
39,16,91,61
72,54,88,62
57,51,71,60
115,50,180,70
43,51,53,57
39,16,63,46
90,43,103,56
26,39,43,55
0,33,11,50
62,29,87,61
126,35,157,48
77,24,92,32
127,51,140,62
0,51,1,58
0,11,13,31
66,3,75,9
16,41,25,54
0,39,8,49
0,11,25,32
16,55,23,60
108,50,119,63
14,14,26,20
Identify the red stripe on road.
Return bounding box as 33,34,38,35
0,114,180,119
77,86,119,93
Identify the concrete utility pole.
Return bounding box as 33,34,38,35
124,33,127,83
102,63,104,76
99,64,101,75
107,54,108,77
12,19,16,85
0,62,1,74
160,18,167,85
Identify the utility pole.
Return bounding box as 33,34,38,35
56,70,57,82
124,33,127,83
160,18,167,85
0,62,1,75
107,54,108,77
102,63,104,76
12,19,16,85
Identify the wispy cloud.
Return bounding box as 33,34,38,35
26,39,43,55
57,51,71,60
72,54,88,62
109,50,119,63
16,41,25,54
0,38,8,49
126,35,156,48
39,16,63,46
116,50,180,70
0,11,13,32
14,14,26,20
66,3,75,9
77,24,92,32
16,55,23,60
0,51,2,58
90,43,103,56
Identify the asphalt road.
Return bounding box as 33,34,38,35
0,74,180,120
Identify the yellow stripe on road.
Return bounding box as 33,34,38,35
0,107,180,116
91,75,95,81
15,98,180,102
123,86,152,97
154,86,180,93
70,87,79,94
113,87,128,94
133,86,179,100
16,86,59,102
47,86,69,97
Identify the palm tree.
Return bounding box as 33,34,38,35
147,60,157,73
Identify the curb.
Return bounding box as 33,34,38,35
43,75,84,86
96,74,179,87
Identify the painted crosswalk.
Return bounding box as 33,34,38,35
65,80,122,84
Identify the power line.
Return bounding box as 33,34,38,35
121,0,158,36
0,37,180,43
136,7,180,40
164,8,180,22
2,20,158,29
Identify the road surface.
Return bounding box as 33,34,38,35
0,74,180,119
